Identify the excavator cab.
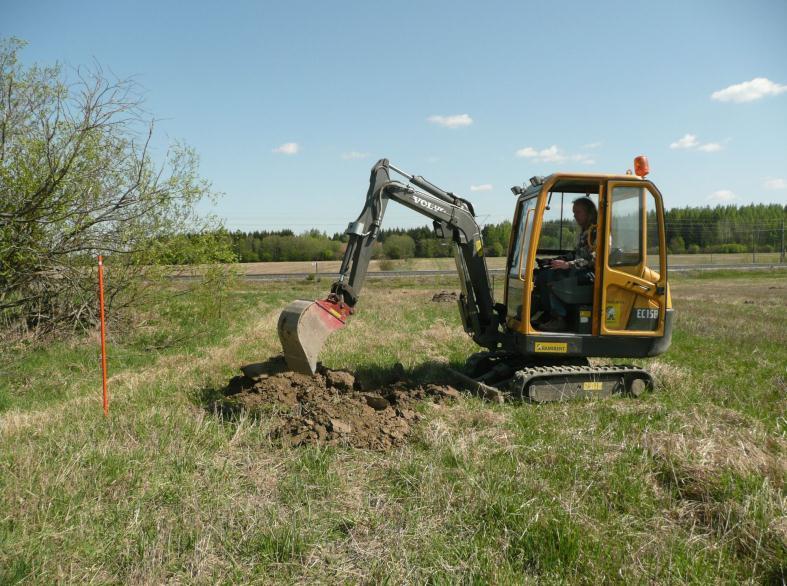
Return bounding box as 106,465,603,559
504,171,673,358
278,158,673,402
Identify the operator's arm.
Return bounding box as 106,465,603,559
551,225,597,270
564,225,598,269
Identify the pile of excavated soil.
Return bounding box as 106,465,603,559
432,290,458,303
214,356,460,449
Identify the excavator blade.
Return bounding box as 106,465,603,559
277,299,347,375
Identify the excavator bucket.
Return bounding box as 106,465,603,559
277,299,348,375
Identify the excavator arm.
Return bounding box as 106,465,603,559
278,159,504,374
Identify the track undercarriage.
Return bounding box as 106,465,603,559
451,351,653,403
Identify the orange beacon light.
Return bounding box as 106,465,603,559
634,155,650,177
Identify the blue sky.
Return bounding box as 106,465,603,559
4,0,787,231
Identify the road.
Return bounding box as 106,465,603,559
170,263,786,281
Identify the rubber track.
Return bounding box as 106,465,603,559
510,363,652,399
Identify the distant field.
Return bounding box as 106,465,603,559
235,252,783,275
1,269,785,582
236,256,475,275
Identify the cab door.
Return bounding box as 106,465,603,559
505,196,538,328
600,181,668,336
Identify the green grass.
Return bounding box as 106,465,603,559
0,282,295,413
0,271,785,583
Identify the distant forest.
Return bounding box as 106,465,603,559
229,203,786,262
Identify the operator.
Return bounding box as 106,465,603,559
534,197,598,332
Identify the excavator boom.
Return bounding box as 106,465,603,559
278,159,503,374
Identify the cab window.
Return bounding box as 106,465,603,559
609,187,642,266
536,184,599,255
609,185,663,276
508,197,537,277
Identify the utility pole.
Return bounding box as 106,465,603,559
781,218,785,264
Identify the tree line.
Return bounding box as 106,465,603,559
230,222,513,263
662,203,785,253
228,203,785,262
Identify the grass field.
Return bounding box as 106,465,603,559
233,252,785,274
1,270,785,583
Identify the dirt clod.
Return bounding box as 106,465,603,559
214,358,460,449
362,393,390,411
324,369,356,391
425,384,461,399
432,290,458,303
330,418,352,434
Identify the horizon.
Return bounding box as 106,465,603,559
224,200,786,237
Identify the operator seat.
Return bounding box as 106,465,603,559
550,276,593,305
549,275,594,333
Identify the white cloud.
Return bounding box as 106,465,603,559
764,177,787,190
539,146,563,162
698,142,722,152
341,151,369,160
470,184,493,192
670,134,699,149
670,133,724,152
711,77,787,103
427,113,473,128
273,142,299,155
516,144,565,163
515,145,595,165
582,141,602,149
515,147,538,158
571,153,596,165
707,189,737,202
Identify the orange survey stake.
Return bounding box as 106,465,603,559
98,255,109,416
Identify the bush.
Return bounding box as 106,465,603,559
383,234,416,260
488,241,505,257
687,244,701,254
705,243,749,254
0,39,231,337
669,236,686,254
416,238,450,258
379,259,401,271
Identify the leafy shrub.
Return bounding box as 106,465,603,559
0,39,231,337
383,235,416,260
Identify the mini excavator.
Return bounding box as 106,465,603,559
278,158,673,401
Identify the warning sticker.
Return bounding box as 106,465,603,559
605,301,623,329
583,381,603,391
535,341,568,353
